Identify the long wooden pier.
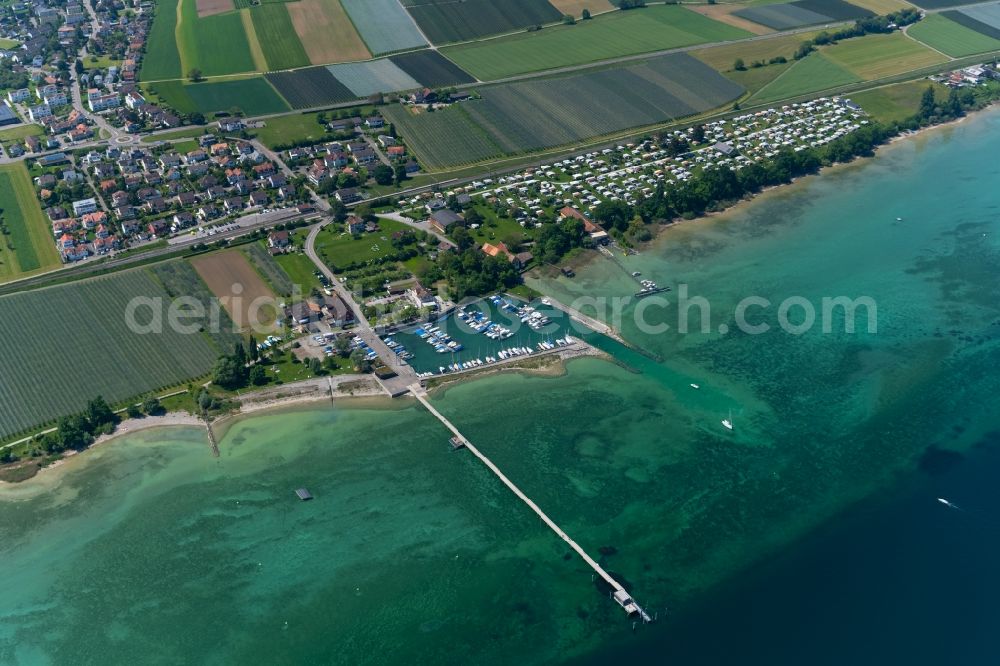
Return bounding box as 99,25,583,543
409,384,652,622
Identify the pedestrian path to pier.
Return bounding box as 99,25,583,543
409,384,652,622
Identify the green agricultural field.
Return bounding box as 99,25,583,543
177,0,256,77
907,13,1000,57
313,218,415,270
141,0,183,80
250,4,311,70
151,77,289,116
822,33,949,80
749,52,860,104
0,163,61,282
0,262,239,439
443,5,751,81
851,79,949,123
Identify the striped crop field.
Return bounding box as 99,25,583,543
385,53,743,170
382,104,507,169
266,67,358,108
326,59,421,97
341,0,427,55
250,3,311,70
0,263,240,439
401,0,562,44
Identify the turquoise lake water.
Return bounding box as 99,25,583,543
3,110,1000,665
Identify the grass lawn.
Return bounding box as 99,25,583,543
141,0,183,80
177,0,256,77
907,13,1000,57
0,124,44,144
693,30,821,71
466,207,531,247
822,33,949,80
850,79,949,123
273,249,324,291
84,55,122,70
749,52,861,104
402,254,433,278
365,173,438,198
171,139,201,154
0,37,19,49
313,218,412,270
0,163,61,281
442,5,751,81
143,126,210,143
252,112,334,148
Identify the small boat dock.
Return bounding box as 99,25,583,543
294,488,313,501
633,275,670,299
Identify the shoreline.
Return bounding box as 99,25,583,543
543,104,990,281
0,346,606,485
4,105,992,488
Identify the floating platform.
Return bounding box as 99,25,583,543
449,436,467,451
295,488,313,501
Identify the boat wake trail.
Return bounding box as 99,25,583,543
937,497,962,511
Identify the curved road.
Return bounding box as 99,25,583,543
303,222,418,394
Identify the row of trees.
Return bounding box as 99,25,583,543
36,397,118,455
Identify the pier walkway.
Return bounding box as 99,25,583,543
544,298,627,346
409,384,652,622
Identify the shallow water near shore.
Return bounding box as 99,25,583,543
3,109,1000,664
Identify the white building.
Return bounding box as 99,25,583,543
72,198,98,215
28,103,52,121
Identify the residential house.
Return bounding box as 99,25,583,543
72,198,98,216
335,187,361,204
322,294,353,327
345,215,365,234
405,282,437,311
267,230,290,251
